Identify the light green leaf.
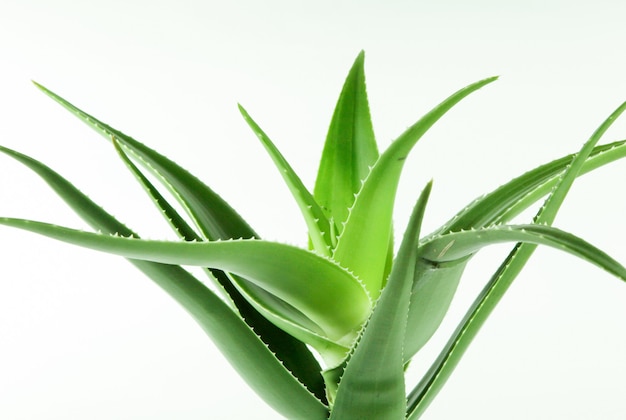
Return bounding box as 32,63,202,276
314,50,379,241
433,139,626,235
404,138,626,360
0,217,371,346
404,258,468,359
419,224,626,279
408,100,626,418
0,146,328,417
238,105,332,256
112,137,341,364
330,181,431,420
33,81,254,241
334,76,498,298
111,138,200,240
32,83,333,395
130,262,330,420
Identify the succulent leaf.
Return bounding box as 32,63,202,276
111,139,337,377
330,181,431,419
0,217,371,346
333,76,498,298
314,50,379,241
0,146,328,416
238,105,332,256
431,139,626,236
0,55,622,420
408,100,626,417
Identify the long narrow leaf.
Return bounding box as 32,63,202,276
33,81,253,241
314,51,379,241
330,181,431,419
404,258,468,359
408,100,626,418
111,138,335,381
333,76,498,298
433,139,626,235
0,217,371,345
111,138,200,240
419,224,626,279
238,105,332,255
31,84,330,397
0,146,328,417
405,138,626,360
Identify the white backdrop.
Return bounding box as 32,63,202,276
1,1,625,419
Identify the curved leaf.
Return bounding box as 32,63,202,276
405,139,626,361
408,101,626,418
30,85,329,397
419,224,626,280
314,50,379,241
0,147,328,417
333,76,498,298
330,181,431,419
0,217,371,345
433,139,626,235
33,81,254,241
112,139,338,375
404,258,468,360
238,105,332,256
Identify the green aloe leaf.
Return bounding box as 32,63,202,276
404,258,469,359
433,139,626,235
314,50,379,242
330,181,431,420
33,81,253,241
0,146,328,417
419,224,626,279
0,217,371,345
333,76,498,298
238,105,332,255
32,83,334,396
112,138,344,370
111,138,200,240
408,100,626,418
403,138,626,360
132,263,329,420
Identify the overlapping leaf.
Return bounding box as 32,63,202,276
111,139,346,365
0,145,328,418
314,51,379,243
403,138,626,360
407,100,626,418
238,105,332,255
333,76,498,298
32,83,333,395
330,181,431,419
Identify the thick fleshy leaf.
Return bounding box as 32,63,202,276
238,105,332,255
33,81,253,241
433,139,626,236
419,224,626,279
333,76,498,298
31,84,333,395
404,258,468,359
111,138,200,240
404,138,626,360
0,217,371,345
0,147,328,417
405,140,626,361
330,181,431,419
408,101,626,418
112,139,342,368
314,50,379,241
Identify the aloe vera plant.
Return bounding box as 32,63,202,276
1,52,625,419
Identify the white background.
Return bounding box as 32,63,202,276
1,1,625,419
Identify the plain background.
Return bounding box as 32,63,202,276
1,1,625,419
